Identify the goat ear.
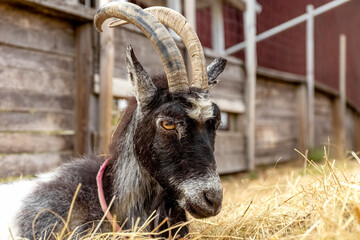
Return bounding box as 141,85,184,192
126,45,157,107
207,57,227,87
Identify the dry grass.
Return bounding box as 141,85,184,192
18,149,360,239
189,150,360,240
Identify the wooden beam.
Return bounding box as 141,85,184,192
184,0,196,31
306,4,315,149
75,23,93,156
211,0,225,54
98,16,115,154
244,0,257,171
3,0,96,22
226,0,246,11
335,34,347,156
166,0,181,12
166,0,182,40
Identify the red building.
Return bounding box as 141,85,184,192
197,0,360,109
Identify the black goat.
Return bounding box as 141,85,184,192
15,2,227,239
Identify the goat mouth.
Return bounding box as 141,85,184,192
185,198,222,219
181,188,223,219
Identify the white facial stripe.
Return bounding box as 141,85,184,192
186,94,214,123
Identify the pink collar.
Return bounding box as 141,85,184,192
96,158,121,231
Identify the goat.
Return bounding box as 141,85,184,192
12,2,227,239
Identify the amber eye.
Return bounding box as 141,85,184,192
162,121,176,130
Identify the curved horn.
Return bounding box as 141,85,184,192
95,2,189,93
109,7,209,90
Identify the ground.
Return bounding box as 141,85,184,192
189,151,360,240
4,150,360,239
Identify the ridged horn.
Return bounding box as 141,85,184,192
94,2,189,93
109,7,209,90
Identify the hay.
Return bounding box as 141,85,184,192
190,150,360,240
14,150,360,239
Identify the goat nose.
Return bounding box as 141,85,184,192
203,188,223,214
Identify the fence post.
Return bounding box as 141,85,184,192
334,34,347,157
211,0,225,54
184,0,196,81
75,23,93,156
184,0,196,30
306,4,315,149
98,0,116,154
245,0,257,171
166,0,182,40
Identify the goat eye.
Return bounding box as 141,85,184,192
161,121,176,130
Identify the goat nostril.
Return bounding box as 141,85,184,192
204,191,214,207
202,188,223,214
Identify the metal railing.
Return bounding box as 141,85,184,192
239,0,352,169
225,0,352,55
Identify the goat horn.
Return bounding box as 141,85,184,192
109,7,209,91
94,2,189,93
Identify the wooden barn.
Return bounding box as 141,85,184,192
0,0,359,178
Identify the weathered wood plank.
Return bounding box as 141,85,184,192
113,27,164,78
346,108,355,151
74,23,92,155
0,111,74,131
0,45,74,73
212,97,245,114
0,4,74,56
215,132,246,174
0,89,74,111
0,133,74,154
256,125,299,143
94,75,134,98
0,65,74,95
0,152,73,178
255,139,298,155
315,92,334,147
2,0,96,22
257,79,298,103
98,19,115,154
256,110,298,119
256,149,299,166
255,78,299,165
211,79,245,102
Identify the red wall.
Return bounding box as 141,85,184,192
196,0,360,108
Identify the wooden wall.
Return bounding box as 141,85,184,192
211,57,246,174
114,26,165,80
314,91,334,147
0,3,76,177
346,107,357,151
1,1,359,178
255,77,299,165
